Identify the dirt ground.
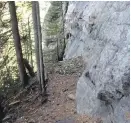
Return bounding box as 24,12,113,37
4,57,101,123
13,73,100,123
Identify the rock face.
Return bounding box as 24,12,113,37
42,1,68,63
64,1,130,123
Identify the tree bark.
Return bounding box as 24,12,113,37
28,16,33,67
9,1,28,87
0,95,5,123
36,2,46,95
0,104,4,123
32,1,41,89
61,1,66,61
32,1,46,96
56,38,59,61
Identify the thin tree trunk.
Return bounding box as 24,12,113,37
0,94,5,123
61,1,66,60
30,39,33,67
32,1,46,97
9,1,28,87
32,1,41,91
26,31,28,60
56,37,59,61
21,22,26,59
0,103,4,122
36,2,46,95
28,16,33,67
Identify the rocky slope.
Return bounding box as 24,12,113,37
64,1,130,123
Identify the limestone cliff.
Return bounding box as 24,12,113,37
64,2,130,123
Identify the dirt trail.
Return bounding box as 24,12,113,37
6,57,99,123
15,73,95,123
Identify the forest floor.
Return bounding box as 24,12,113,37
3,57,101,123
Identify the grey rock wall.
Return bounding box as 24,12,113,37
64,2,130,123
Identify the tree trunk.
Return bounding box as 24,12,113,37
20,21,26,59
36,2,46,95
9,1,28,87
28,16,33,67
0,104,4,123
32,1,46,96
61,1,66,61
27,38,29,61
56,38,59,61
32,1,41,89
30,39,33,67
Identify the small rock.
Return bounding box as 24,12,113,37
74,110,77,114
28,119,35,123
62,88,68,92
68,94,75,100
